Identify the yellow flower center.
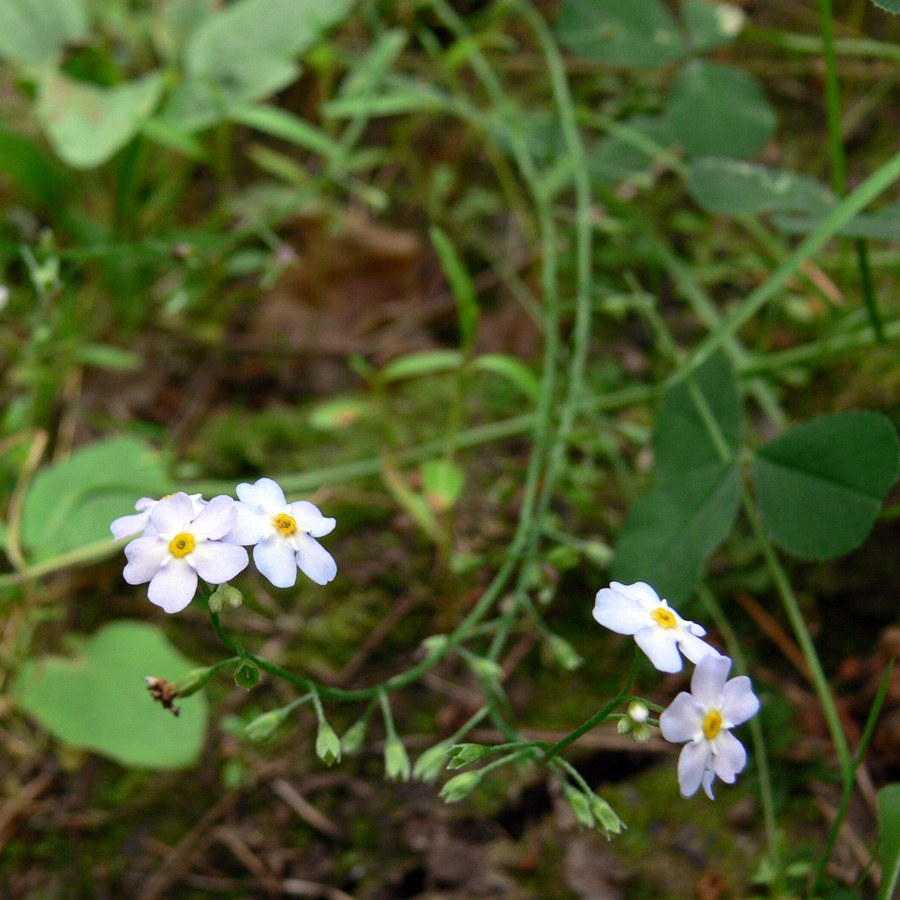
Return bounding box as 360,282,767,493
169,533,195,558
651,607,677,629
274,513,298,536
702,710,723,741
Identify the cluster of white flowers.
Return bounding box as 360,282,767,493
594,581,760,800
112,478,336,614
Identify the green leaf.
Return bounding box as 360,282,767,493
555,0,685,68
20,437,172,562
229,104,342,160
612,463,741,603
654,351,742,481
681,0,745,53
774,202,900,242
471,354,541,403
589,114,675,186
0,121,69,207
13,621,208,769
667,60,776,159
877,783,900,900
0,0,87,65
612,354,743,602
869,0,900,13
379,349,463,383
430,226,478,352
686,158,833,216
36,71,166,169
752,411,899,560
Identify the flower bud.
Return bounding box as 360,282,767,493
244,709,287,742
171,666,216,698
563,784,594,828
632,722,651,744
420,635,448,657
209,583,243,612
588,793,625,836
384,735,411,781
547,634,583,671
340,718,368,756
627,700,649,724
467,656,504,683
617,717,633,735
440,770,482,803
413,742,451,782
447,743,492,769
316,720,342,766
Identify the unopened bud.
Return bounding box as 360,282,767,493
627,700,649,724
632,722,651,744
588,793,625,836
244,709,287,742
316,720,342,766
209,583,243,612
447,743,492,769
563,784,594,828
171,665,216,698
384,735,411,781
547,634,583,671
413,742,451,782
340,718,368,755
440,770,482,803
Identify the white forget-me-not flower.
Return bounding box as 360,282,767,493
111,493,206,540
224,478,336,587
593,581,719,673
123,493,249,613
659,654,760,799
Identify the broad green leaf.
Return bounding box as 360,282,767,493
654,352,742,481
0,0,87,65
686,158,833,216
752,411,899,560
13,621,208,769
379,350,463,383
612,463,741,603
667,60,776,159
869,0,900,12
681,0,745,52
555,0,685,68
140,116,209,161
877,783,900,900
20,437,173,562
589,114,675,186
422,459,465,512
612,354,742,601
430,227,478,352
774,202,900,242
472,354,541,402
36,71,165,169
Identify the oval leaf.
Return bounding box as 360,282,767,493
682,0,745,53
13,621,208,769
667,60,776,159
686,158,833,216
0,0,87,65
752,411,899,560
554,0,685,68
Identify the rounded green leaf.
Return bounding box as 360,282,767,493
20,436,172,562
682,0,745,53
667,60,776,159
36,71,165,169
13,621,208,769
870,0,900,13
686,158,833,216
555,0,685,68
752,411,899,560
0,0,87,66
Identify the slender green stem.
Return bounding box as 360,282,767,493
855,237,885,342
817,0,846,195
544,652,640,759
810,659,894,896
741,490,853,787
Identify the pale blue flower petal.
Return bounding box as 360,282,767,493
660,692,704,743
123,536,169,583
712,730,747,784
677,740,711,798
676,628,720,665
288,500,336,537
294,533,337,585
592,586,647,634
635,624,683,673
237,477,286,512
148,558,198,613
610,580,662,610
149,492,193,537
701,766,716,800
190,494,236,541
254,535,298,588
224,502,269,544
111,510,151,540
690,655,731,708
192,541,248,584
722,675,760,726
